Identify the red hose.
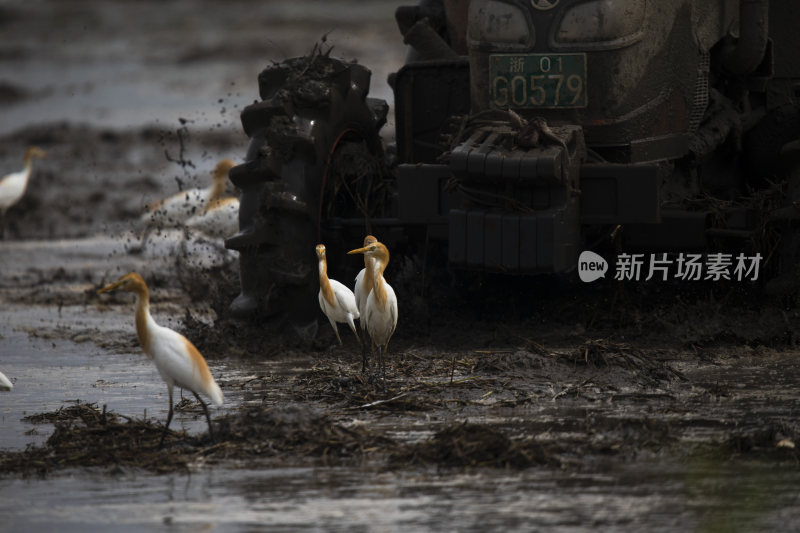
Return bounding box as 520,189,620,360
317,128,357,242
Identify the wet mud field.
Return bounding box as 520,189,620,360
3,1,800,531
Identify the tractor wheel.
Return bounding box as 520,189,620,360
764,139,800,298
225,54,388,337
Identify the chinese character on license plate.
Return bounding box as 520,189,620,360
489,53,587,109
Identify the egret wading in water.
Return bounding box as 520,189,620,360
98,272,224,447
353,235,378,372
316,244,361,346
348,240,397,389
0,146,46,238
0,370,13,391
135,158,236,252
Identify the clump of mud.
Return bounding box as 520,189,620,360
176,260,240,319
394,416,679,471
561,339,686,385
723,422,799,458
0,82,28,105
182,312,324,360
214,404,395,461
472,347,551,374
394,422,561,469
258,40,342,108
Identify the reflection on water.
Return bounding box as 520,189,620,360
2,461,799,532
685,456,800,533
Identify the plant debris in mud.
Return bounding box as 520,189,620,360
1,403,197,476
292,364,379,406
562,338,686,384
259,39,339,108
22,402,102,424
0,404,393,477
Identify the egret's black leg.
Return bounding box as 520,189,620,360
361,333,370,374
378,345,387,392
158,387,174,449
193,391,215,443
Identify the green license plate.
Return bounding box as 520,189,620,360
489,53,587,109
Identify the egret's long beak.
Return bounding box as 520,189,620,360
347,246,369,255
97,280,124,294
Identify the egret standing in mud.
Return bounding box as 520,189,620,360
0,370,13,391
0,146,46,238
353,235,378,372
348,240,397,389
98,272,224,447
316,244,361,346
135,158,235,251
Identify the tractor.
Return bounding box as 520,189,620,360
225,0,800,335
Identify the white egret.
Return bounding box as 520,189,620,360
348,240,397,389
136,158,235,251
0,370,13,391
316,244,360,346
98,272,224,447
353,234,378,372
185,196,239,239
0,146,46,237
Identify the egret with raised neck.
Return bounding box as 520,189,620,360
348,240,397,389
353,234,378,372
316,244,361,346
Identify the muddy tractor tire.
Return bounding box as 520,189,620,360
225,54,388,335
764,139,800,297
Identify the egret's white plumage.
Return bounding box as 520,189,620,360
353,235,378,371
348,240,398,389
137,159,235,250
98,272,223,446
0,370,13,391
0,146,46,236
316,244,360,346
185,196,239,239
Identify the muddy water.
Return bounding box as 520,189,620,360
2,239,800,531
3,0,800,530
1,440,799,531
0,236,237,450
